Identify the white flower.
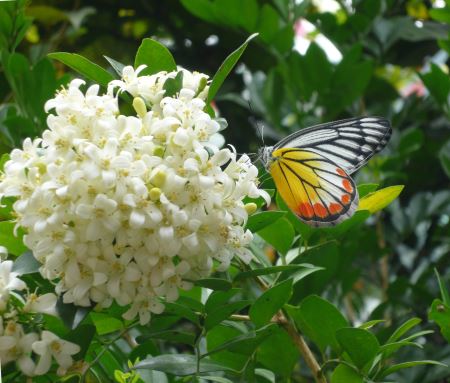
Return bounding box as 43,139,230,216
0,66,269,324
0,260,26,311
0,321,38,376
32,331,80,376
23,292,57,315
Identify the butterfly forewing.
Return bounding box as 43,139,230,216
273,117,391,174
270,148,358,226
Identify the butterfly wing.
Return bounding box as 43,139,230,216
269,148,358,226
273,117,391,174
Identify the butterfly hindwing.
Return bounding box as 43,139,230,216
269,148,358,226
273,117,391,174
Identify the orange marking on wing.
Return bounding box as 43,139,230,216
313,203,328,218
299,203,314,218
336,168,346,176
341,194,351,205
329,203,343,214
342,179,353,193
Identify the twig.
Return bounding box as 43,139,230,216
230,313,327,383
278,314,327,383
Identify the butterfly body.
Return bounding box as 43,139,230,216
260,117,391,227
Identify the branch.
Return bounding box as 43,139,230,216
229,313,327,383
278,314,327,383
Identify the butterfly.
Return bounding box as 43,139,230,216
259,117,392,227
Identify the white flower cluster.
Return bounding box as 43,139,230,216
0,258,80,376
0,66,268,325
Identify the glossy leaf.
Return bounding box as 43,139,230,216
207,33,258,103
379,360,447,379
12,251,41,274
135,354,236,375
249,279,293,327
429,299,450,343
336,327,380,369
245,211,286,232
48,52,114,87
358,185,404,213
90,312,123,335
134,38,177,75
387,317,421,343
258,217,294,254
331,364,364,383
194,277,232,291
287,295,348,354
0,221,27,256
205,300,250,330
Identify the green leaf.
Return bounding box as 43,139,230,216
203,377,234,383
358,185,404,213
250,279,293,328
180,0,219,24
357,183,378,198
0,153,10,171
207,33,258,103
56,298,92,329
387,317,421,343
205,324,276,357
0,221,27,256
420,63,450,106
256,326,299,377
134,354,236,376
164,301,200,325
12,251,41,274
206,324,249,371
138,330,196,346
48,52,114,87
379,340,423,358
257,5,280,43
429,299,450,343
90,312,123,335
331,364,364,383
205,300,251,330
398,128,424,155
194,277,232,291
163,71,183,97
205,288,241,312
258,217,294,254
65,324,96,360
134,38,177,75
439,139,450,178
336,327,380,369
358,319,385,330
234,264,321,281
245,211,286,232
379,360,447,379
435,268,450,306
287,295,349,354
104,55,125,76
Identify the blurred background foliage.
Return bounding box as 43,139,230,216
1,0,450,382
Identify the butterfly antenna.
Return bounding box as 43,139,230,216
248,101,265,147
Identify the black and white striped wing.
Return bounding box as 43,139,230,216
274,117,391,175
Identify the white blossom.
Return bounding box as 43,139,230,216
32,330,80,376
0,66,269,325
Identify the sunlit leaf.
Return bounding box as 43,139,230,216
48,52,114,87
358,185,404,213
134,38,177,75
207,33,258,103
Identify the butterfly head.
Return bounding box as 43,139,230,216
258,146,274,171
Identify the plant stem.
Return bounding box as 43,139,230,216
229,313,327,383
278,314,327,383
